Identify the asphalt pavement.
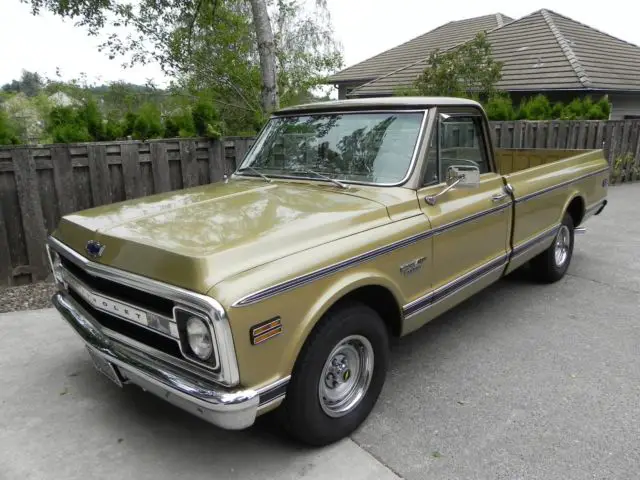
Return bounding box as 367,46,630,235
1,184,638,480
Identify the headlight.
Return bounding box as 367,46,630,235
186,316,214,360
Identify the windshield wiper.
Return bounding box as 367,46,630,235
295,168,347,189
237,166,271,183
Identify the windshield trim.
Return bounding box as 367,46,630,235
233,109,430,188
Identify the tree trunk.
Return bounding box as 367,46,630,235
248,0,279,113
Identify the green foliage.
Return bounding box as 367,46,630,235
79,98,106,140
411,32,503,99
104,113,125,140
611,152,640,184
23,0,343,132
484,94,515,121
481,94,611,121
131,103,164,140
0,109,21,145
47,106,91,143
516,95,551,120
1,70,45,97
164,108,196,138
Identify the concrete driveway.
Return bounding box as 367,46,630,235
1,184,638,480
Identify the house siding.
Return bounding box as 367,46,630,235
609,93,640,120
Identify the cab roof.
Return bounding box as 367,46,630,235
273,96,482,115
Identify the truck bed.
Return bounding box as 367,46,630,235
495,148,602,174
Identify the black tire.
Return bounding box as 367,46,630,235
529,212,575,283
279,301,389,446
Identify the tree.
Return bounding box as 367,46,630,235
249,0,278,112
405,32,503,100
21,0,342,122
1,69,45,97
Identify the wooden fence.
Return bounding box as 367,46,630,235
1,119,640,287
0,137,254,286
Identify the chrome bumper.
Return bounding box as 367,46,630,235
52,291,260,430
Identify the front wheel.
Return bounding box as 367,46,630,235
530,212,575,283
279,302,389,446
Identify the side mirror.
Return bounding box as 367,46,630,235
446,165,480,188
425,165,480,206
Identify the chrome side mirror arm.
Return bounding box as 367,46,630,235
424,176,463,206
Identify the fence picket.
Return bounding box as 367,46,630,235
180,140,199,188
208,139,225,183
51,146,76,216
120,143,142,199
150,142,171,193
12,149,48,282
0,206,12,285
88,144,111,206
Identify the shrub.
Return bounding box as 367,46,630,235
78,98,106,141
104,112,125,140
484,94,515,121
0,109,20,145
47,106,91,143
131,103,164,140
164,108,196,138
192,99,223,138
517,94,553,120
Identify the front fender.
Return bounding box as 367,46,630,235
277,268,404,376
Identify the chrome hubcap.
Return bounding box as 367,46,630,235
554,225,571,267
318,335,374,418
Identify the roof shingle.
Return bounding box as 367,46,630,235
326,13,512,83
344,9,640,96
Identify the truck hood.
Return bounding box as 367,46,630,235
54,179,392,293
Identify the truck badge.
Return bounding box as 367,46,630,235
400,257,426,276
86,240,106,258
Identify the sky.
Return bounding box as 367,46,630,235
0,0,638,92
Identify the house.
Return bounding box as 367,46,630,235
48,91,79,107
327,9,640,120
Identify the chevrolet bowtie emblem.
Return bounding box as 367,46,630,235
86,240,106,258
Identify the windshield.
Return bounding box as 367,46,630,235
237,110,426,185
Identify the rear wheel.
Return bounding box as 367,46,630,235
530,212,575,283
279,302,389,446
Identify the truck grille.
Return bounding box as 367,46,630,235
46,236,238,385
60,256,174,316
56,254,220,371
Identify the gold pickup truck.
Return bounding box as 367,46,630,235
47,97,609,446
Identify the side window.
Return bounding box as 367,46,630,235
423,113,490,185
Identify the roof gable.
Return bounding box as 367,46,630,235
327,13,512,83
547,10,640,90
347,9,640,96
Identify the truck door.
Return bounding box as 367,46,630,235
412,108,512,323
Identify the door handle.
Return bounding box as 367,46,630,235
492,192,508,202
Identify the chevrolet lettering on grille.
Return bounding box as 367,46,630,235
62,270,149,327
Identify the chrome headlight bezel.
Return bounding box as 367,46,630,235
173,306,220,370
45,244,64,285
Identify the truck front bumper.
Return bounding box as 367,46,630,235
52,291,260,430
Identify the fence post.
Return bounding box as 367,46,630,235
12,148,48,282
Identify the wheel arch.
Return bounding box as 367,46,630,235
279,271,404,375
563,193,586,227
